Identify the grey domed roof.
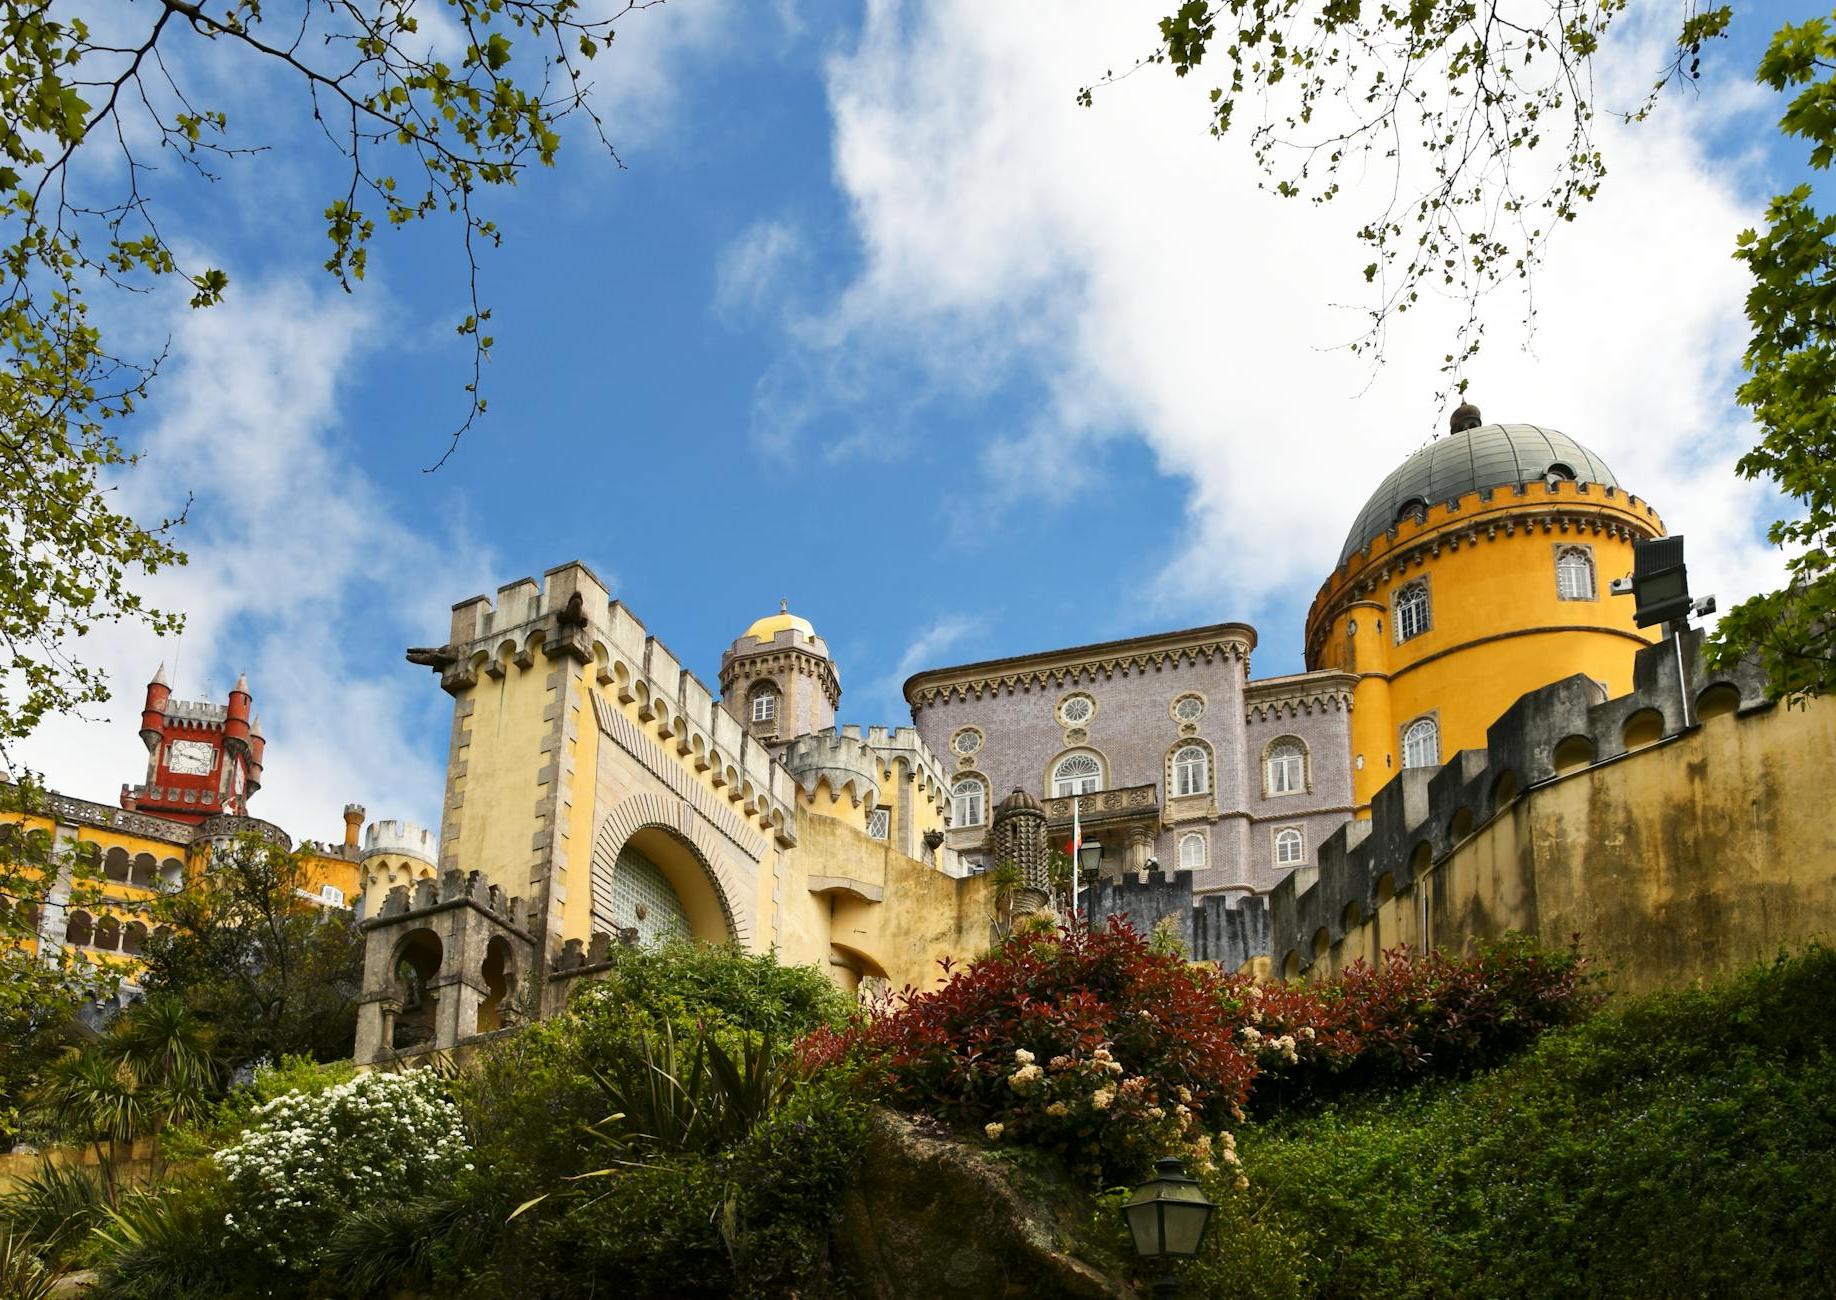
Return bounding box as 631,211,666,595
1338,423,1619,565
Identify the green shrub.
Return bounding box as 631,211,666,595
0,1229,61,1300
0,1159,105,1266
1165,945,1836,1297
578,940,852,1040
88,1177,240,1300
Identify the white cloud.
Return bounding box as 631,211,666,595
863,613,987,718
15,276,495,846
715,219,805,318
773,0,1789,648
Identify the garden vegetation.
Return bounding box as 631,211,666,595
1,926,1830,1297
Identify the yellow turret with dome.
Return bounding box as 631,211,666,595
742,600,817,646
1305,403,1665,815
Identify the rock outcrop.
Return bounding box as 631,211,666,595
835,1109,1129,1299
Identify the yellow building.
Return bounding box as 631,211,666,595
1305,407,1664,815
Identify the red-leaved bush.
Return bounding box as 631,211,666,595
800,921,1591,1187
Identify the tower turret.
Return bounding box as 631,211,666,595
246,714,265,795
224,672,252,749
719,602,840,746
139,663,170,752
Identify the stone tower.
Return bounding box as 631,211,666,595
121,665,264,823
990,787,1050,914
719,603,840,747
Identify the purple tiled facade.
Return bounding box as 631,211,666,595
905,628,1355,899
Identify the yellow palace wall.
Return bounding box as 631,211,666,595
1307,479,1662,814
1292,677,1836,995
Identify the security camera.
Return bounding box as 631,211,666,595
1693,594,1717,617
1609,576,1634,596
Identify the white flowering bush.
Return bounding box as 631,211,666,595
214,1069,472,1271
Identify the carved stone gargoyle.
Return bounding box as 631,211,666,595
405,644,459,669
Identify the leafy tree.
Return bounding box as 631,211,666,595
1708,14,1836,702
137,835,363,1069
0,0,652,750
0,783,114,1147
1084,2,1734,372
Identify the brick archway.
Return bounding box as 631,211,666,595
591,793,751,946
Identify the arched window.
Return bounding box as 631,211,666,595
1265,738,1306,796
1051,752,1103,797
121,921,148,956
951,778,986,827
1172,745,1209,797
1556,546,1595,601
1274,827,1306,867
1178,832,1207,870
320,884,346,907
64,910,93,947
1402,717,1440,769
1394,580,1431,642
94,915,120,952
103,847,130,882
749,686,778,723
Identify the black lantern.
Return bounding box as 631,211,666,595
1078,840,1103,876
1122,1156,1215,1295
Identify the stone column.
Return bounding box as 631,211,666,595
1127,825,1154,874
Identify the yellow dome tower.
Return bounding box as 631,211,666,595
1306,404,1665,815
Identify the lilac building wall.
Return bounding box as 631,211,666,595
905,627,1355,899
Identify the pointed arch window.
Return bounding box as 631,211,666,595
1265,738,1307,796
1172,745,1210,797
1051,752,1103,797
951,778,987,828
1402,717,1440,769
1556,546,1595,601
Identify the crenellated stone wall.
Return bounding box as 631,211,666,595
1268,630,1836,992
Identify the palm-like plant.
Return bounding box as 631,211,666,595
0,1229,60,1300
33,997,220,1193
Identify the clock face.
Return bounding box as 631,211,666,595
167,739,215,776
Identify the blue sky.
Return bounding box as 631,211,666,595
22,1,1814,841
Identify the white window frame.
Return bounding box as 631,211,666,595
320,884,345,906
1273,827,1305,867
1051,752,1103,798
1556,545,1595,601
1172,745,1209,797
1177,832,1207,870
1402,717,1440,769
750,689,777,723
1265,739,1306,796
951,778,986,827
1394,579,1431,642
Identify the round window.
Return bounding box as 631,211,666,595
1172,694,1205,723
952,727,983,756
1057,693,1095,726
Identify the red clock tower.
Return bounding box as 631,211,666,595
120,665,265,825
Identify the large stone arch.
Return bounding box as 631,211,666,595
591,792,752,946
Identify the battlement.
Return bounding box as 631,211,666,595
1269,629,1773,971
1085,866,1270,970
367,867,532,936
362,819,436,864
779,727,884,808
162,699,227,726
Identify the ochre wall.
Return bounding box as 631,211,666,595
1308,480,1661,814
1309,697,1836,993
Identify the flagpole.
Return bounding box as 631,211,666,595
1070,795,1081,931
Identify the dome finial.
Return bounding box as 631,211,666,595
780,598,788,614
1450,400,1483,433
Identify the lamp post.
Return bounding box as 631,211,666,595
1075,840,1102,928
1122,1156,1216,1298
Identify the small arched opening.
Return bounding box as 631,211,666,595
1449,807,1475,843
1622,708,1665,752
159,858,184,891
103,847,130,883
1490,770,1521,809
1551,735,1596,776
476,935,515,1034
1697,683,1742,721
121,921,148,956
129,854,158,888
392,928,444,1051
1375,872,1397,906
1281,950,1301,981
93,914,120,952
64,910,93,947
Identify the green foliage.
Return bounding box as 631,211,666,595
0,1159,105,1266
574,939,854,1041
138,836,363,1070
87,1177,238,1300
0,2,648,752
1084,2,1733,371
1122,945,1836,1297
1709,11,1836,702
0,1229,61,1300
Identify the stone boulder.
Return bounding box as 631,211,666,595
834,1109,1130,1299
